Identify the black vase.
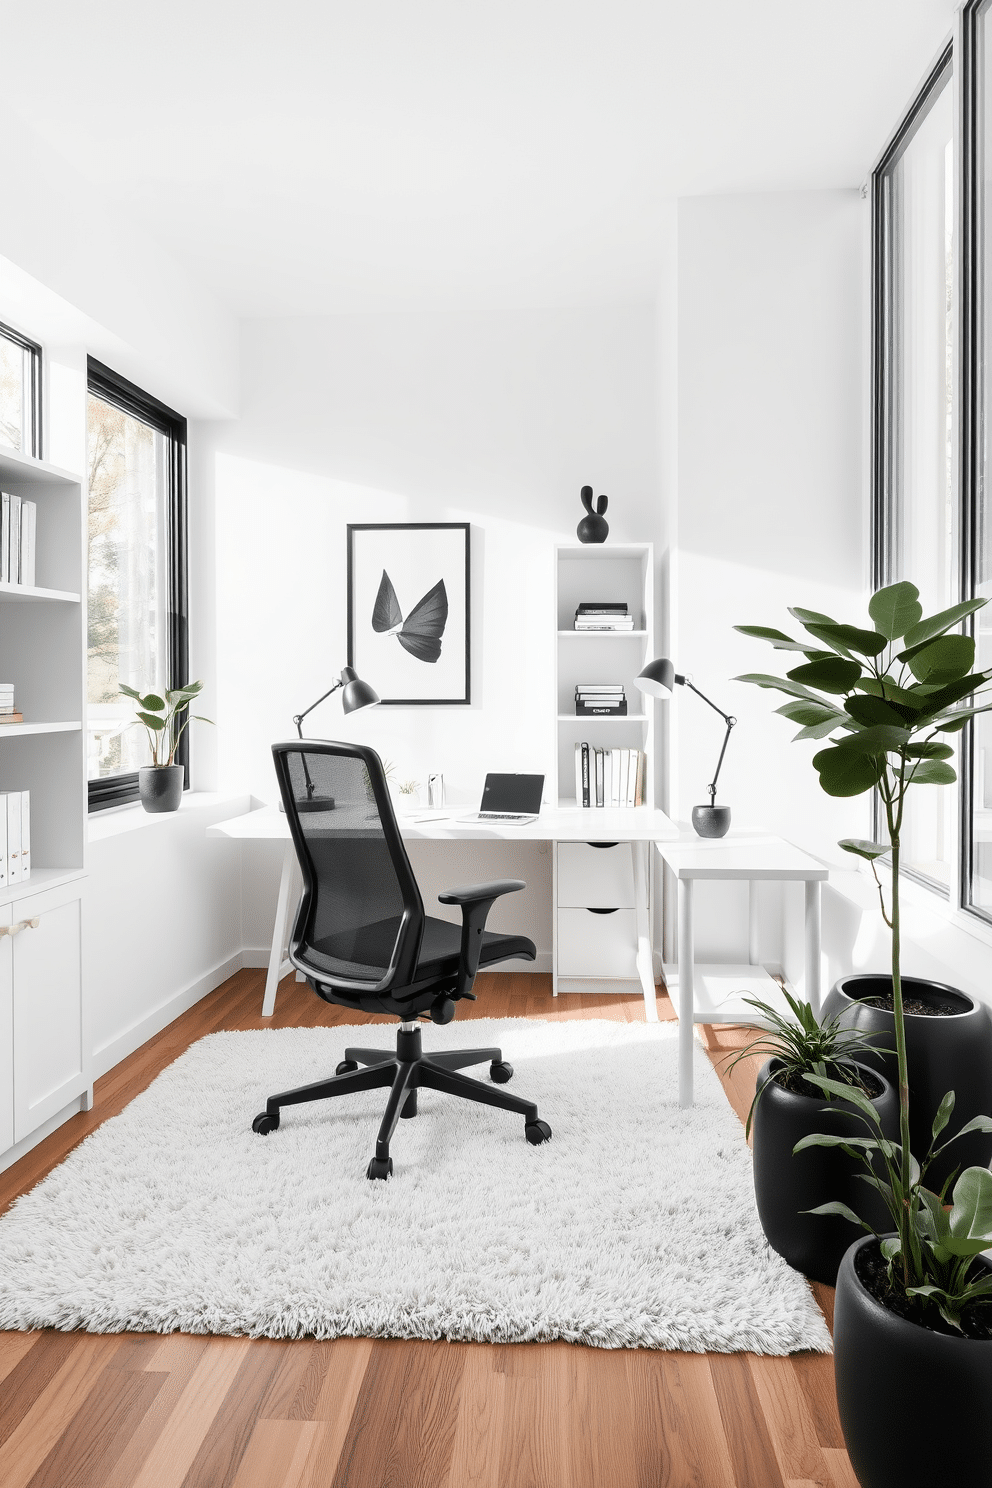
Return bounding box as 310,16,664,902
576,485,609,543
138,764,185,813
752,1058,898,1284
821,975,992,1191
834,1237,992,1487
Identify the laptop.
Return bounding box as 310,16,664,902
460,772,545,824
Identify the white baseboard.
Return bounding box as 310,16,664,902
91,949,246,1080
0,1094,90,1176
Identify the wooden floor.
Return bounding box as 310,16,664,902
0,971,856,1488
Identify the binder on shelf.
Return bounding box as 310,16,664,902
19,501,36,587
8,495,20,586
581,742,591,807
6,792,21,884
595,747,604,807
0,494,8,583
0,805,7,888
20,792,29,879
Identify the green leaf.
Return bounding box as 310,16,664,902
789,607,837,626
734,674,834,706
910,673,992,719
733,625,809,652
803,1201,872,1229
905,635,976,685
880,1236,901,1261
793,1134,883,1153
803,622,888,659
775,700,844,727
869,581,922,641
119,684,143,701
803,1072,882,1121
794,719,847,741
853,678,927,708
140,693,166,712
931,702,992,732
787,657,863,694
136,712,166,730
944,1167,992,1254
948,1114,992,1140
832,723,910,754
844,694,908,728
908,760,957,785
905,741,954,760
812,745,885,798
904,598,987,649
839,838,889,861
932,1090,955,1143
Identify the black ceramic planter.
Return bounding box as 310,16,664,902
138,764,184,814
834,1237,992,1488
752,1058,897,1284
822,975,992,1191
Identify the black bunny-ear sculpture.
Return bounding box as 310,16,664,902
576,485,609,544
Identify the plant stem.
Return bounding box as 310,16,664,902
889,808,912,1290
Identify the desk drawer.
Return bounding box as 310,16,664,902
557,842,635,908
557,908,638,978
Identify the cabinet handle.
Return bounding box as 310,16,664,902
2,916,41,937
586,907,620,915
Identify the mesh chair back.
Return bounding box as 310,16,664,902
273,742,424,991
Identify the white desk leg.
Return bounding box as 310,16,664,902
805,879,822,1018
263,844,297,1018
632,841,658,1023
678,877,695,1107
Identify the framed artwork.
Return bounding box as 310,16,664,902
347,523,471,705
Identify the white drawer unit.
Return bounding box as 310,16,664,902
556,908,640,978
0,877,88,1154
557,841,635,908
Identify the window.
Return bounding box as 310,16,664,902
872,45,955,892
0,321,42,459
86,360,187,811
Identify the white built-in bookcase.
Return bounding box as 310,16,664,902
553,543,655,807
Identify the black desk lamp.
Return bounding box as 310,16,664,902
634,658,736,838
288,666,380,811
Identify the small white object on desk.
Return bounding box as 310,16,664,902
656,834,828,1107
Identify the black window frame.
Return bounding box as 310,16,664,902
869,40,955,898
86,358,189,812
0,318,43,460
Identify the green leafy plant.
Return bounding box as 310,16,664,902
120,680,212,766
398,779,420,797
736,580,992,1327
723,988,883,1137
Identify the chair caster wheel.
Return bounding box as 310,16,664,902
252,1112,279,1135
366,1157,393,1180
490,1060,514,1083
336,1060,358,1075
525,1119,552,1146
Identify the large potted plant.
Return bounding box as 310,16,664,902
723,990,896,1285
737,581,992,1485
121,681,212,813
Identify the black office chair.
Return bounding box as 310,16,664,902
254,740,552,1178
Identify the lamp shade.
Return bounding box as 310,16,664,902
340,667,380,713
634,657,677,699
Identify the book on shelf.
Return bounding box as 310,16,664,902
0,495,36,587
4,791,30,884
0,714,24,725
576,700,627,716
576,602,628,614
573,747,645,808
574,618,635,630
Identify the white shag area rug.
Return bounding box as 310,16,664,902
0,1018,830,1354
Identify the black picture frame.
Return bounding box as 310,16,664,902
347,523,471,705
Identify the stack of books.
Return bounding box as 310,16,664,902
574,745,646,808
0,684,21,726
573,602,634,631
0,494,37,587
575,684,627,716
0,790,31,885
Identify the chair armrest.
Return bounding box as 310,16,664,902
438,879,526,994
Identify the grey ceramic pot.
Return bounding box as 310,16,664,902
138,764,184,813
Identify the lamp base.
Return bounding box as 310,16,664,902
692,804,731,839
278,795,336,813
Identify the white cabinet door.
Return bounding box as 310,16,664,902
12,879,86,1144
557,908,640,978
0,904,12,1155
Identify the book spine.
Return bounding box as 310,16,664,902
581,742,590,807
575,702,627,716
19,791,29,879
626,750,637,808
6,793,21,883
634,751,645,808
1,494,8,584
574,742,582,805
595,747,604,808
20,501,36,588
9,496,20,584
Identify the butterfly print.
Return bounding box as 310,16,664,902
372,570,448,663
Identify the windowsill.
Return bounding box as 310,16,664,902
87,790,250,843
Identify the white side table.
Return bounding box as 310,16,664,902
655,835,829,1106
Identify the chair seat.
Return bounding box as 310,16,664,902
306,915,536,983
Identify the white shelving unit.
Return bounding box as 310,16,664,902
0,444,90,1166
552,543,657,998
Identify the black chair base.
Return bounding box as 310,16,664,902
252,1022,552,1178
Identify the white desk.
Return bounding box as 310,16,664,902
655,835,829,1107
209,804,679,1019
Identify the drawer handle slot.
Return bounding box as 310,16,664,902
586,842,619,850
586,907,619,915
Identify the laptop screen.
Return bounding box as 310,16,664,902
480,773,545,813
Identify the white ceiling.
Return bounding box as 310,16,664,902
2,0,958,316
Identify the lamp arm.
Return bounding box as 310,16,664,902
293,678,344,737
682,679,736,805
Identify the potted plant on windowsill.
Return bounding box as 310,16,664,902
723,990,896,1285
736,580,992,1486
121,681,212,813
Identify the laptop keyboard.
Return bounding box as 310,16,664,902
479,811,530,819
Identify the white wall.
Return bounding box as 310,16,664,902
673,190,868,970
203,304,664,959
